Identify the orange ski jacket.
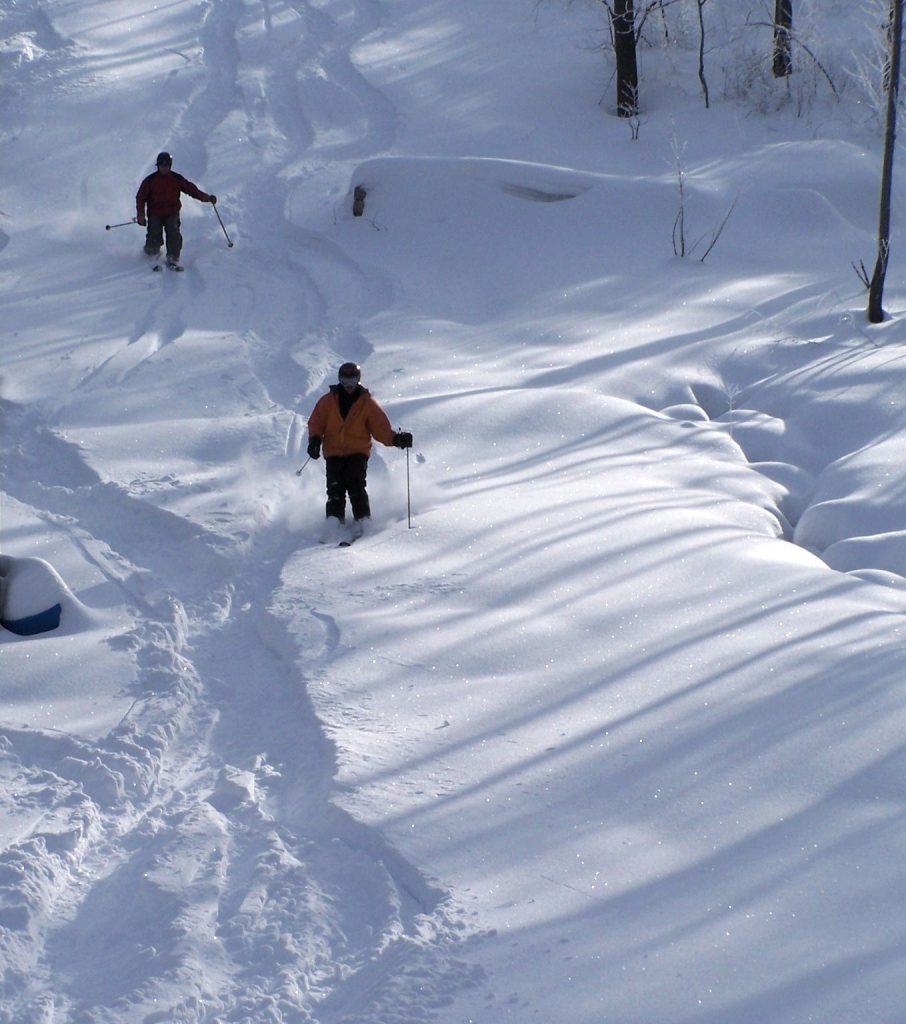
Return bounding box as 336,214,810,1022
308,386,396,458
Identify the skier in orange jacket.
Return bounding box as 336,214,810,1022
307,362,412,533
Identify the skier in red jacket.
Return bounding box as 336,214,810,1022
136,152,216,268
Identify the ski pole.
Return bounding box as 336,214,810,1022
212,202,234,248
407,446,413,528
295,457,311,476
105,218,137,230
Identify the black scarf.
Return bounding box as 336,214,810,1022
333,383,363,419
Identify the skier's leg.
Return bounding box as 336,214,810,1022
324,457,347,522
163,214,183,262
144,215,164,256
346,454,371,521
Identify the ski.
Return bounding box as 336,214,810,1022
316,535,357,547
317,520,366,547
338,524,367,547
147,250,183,272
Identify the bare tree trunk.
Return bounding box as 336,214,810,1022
869,0,904,323
884,0,895,92
612,0,639,117
773,0,793,78
696,0,709,108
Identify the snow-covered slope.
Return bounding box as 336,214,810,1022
3,1,906,1021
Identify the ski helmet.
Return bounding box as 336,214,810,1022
156,151,173,167
338,362,361,384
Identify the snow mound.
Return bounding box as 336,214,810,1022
0,555,93,636
823,531,906,580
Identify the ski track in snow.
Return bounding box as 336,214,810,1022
0,1,478,1022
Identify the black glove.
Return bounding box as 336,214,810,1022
208,194,217,204
307,436,322,459
393,431,413,449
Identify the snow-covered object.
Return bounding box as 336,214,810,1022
0,555,69,635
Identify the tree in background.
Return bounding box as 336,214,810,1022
611,0,639,116
773,0,793,77
601,0,677,116
868,0,904,323
694,0,710,107
564,0,838,120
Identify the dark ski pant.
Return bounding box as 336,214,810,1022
144,213,182,260
325,454,370,522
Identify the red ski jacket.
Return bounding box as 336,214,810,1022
136,170,210,220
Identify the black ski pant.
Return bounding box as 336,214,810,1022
325,454,370,522
144,213,182,260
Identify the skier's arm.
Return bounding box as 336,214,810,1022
367,400,407,448
307,396,329,441
135,180,148,225
179,175,216,204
